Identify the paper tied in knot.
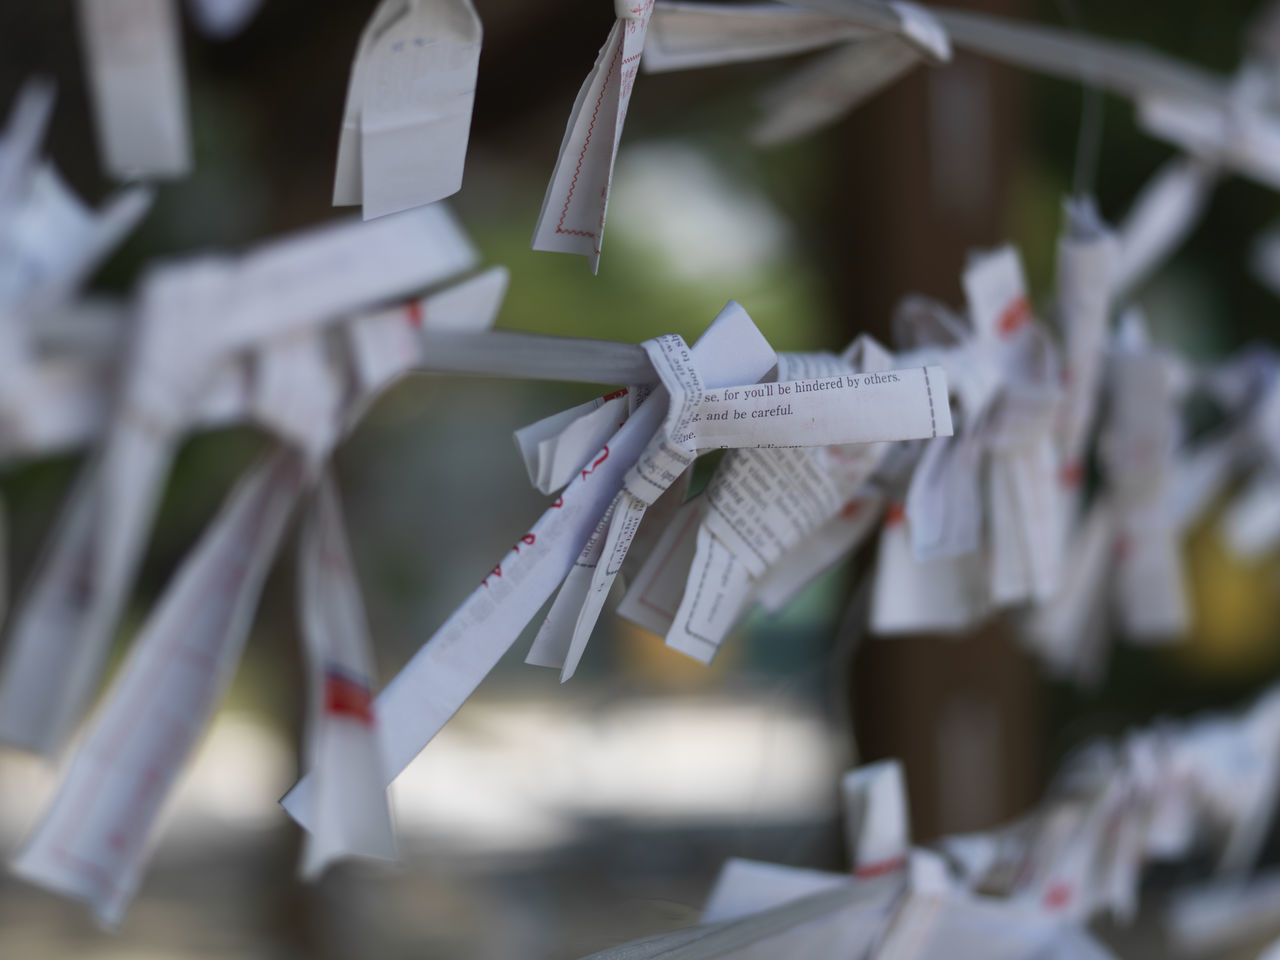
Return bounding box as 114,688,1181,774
613,0,649,21
623,333,704,506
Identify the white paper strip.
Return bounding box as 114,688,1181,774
77,0,192,179
345,0,482,219
531,3,653,272
296,471,397,878
12,451,304,925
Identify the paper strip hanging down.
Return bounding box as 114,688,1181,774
1054,198,1116,488
963,245,1064,606
0,205,481,757
1112,158,1216,299
531,0,654,273
0,78,56,220
1102,320,1188,642
76,0,192,180
12,450,305,927
335,0,483,220
296,472,397,879
843,760,911,877
281,300,777,827
0,81,152,313
700,858,859,926
334,0,410,206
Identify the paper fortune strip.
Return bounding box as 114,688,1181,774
531,0,654,272
334,0,483,220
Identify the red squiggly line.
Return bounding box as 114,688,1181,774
555,38,623,238
581,445,610,480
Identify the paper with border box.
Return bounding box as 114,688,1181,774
531,1,654,273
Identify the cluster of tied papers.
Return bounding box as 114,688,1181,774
13,0,1280,938
575,684,1280,959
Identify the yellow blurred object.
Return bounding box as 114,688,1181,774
1179,501,1280,678
615,619,738,688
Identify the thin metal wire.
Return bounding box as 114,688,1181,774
1054,0,1105,200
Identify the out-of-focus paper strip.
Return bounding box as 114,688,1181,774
77,0,192,179
1055,198,1115,470
1104,337,1188,641
252,332,343,464
752,35,923,146
843,760,910,875
643,2,868,73
700,859,855,925
220,205,477,351
928,5,1226,107
351,0,482,219
0,79,56,217
296,472,397,878
1166,869,1280,956
12,451,303,926
752,1,950,146
1112,158,1216,298
753,492,882,613
0,165,152,311
185,0,265,40
334,0,408,206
